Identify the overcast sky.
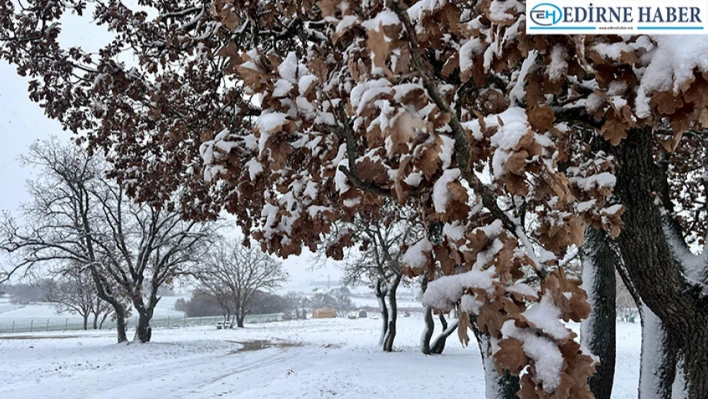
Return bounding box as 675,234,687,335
0,13,343,287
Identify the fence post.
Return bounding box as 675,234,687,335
46,319,50,332
64,318,68,331
30,320,33,333
12,320,15,333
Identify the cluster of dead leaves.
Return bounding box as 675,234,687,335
492,269,596,399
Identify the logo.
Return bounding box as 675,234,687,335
526,0,708,35
530,3,563,26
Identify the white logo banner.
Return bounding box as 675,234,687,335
526,1,708,34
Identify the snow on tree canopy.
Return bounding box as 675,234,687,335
636,36,708,118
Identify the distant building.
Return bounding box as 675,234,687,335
312,308,337,318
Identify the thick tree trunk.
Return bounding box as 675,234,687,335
82,314,89,330
236,308,245,328
682,330,708,399
113,304,128,343
86,268,126,343
639,305,677,399
224,308,232,326
92,312,98,330
382,276,401,352
135,310,152,343
611,127,708,397
580,228,617,399
473,321,520,399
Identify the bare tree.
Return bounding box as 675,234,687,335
89,184,215,343
337,203,424,352
195,238,288,328
283,291,307,320
44,268,102,330
0,138,131,343
194,285,234,323
1,138,214,343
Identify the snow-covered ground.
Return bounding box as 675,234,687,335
0,315,641,398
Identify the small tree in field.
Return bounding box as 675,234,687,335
283,291,308,319
195,238,287,327
338,202,423,351
44,268,112,330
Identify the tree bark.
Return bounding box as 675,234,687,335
236,307,245,328
85,267,127,343
376,279,389,347
82,314,89,330
580,228,617,399
420,271,434,355
639,305,677,399
98,312,108,329
382,276,401,352
431,313,458,354
135,310,152,343
113,304,128,343
472,320,520,399
682,333,708,399
611,127,708,397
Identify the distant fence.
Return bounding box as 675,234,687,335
0,313,284,334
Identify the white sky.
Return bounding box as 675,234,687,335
0,12,343,287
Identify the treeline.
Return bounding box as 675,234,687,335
174,287,354,319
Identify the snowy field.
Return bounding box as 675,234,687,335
0,295,189,333
0,295,187,321
0,315,641,398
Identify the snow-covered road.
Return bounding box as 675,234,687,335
0,316,641,398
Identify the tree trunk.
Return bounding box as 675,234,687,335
682,329,708,399
382,276,401,352
92,312,99,330
135,310,152,343
421,307,434,355
98,312,108,329
236,307,245,328
420,272,434,355
580,228,617,399
224,307,231,326
611,127,708,397
375,279,389,347
639,305,677,399
113,304,128,343
82,314,89,330
431,313,458,354
473,321,520,399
